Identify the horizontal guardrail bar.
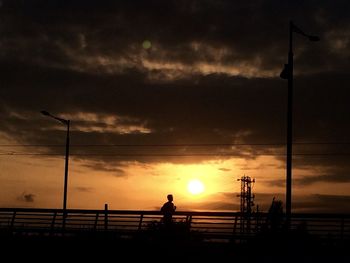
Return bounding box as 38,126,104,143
1,208,349,243
1,208,350,218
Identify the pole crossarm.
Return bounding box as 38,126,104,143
291,22,320,41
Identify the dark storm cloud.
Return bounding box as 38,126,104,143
1,0,349,74
1,0,350,179
0,66,288,165
1,62,350,167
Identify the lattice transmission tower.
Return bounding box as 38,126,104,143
237,175,255,233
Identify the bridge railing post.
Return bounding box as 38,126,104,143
10,211,16,233
186,215,192,230
340,216,344,241
138,213,144,231
104,204,108,231
50,211,57,235
94,212,99,231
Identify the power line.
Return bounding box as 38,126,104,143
1,142,350,147
0,143,284,147
1,153,350,157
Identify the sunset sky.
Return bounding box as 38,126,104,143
1,0,350,213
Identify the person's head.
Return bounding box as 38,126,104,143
167,194,173,202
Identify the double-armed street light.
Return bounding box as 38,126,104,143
40,110,70,215
280,21,319,228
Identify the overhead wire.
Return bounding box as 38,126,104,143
1,141,349,157
0,141,350,147
1,153,350,157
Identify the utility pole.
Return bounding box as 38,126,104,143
280,21,319,229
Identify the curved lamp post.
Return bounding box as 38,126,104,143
41,110,70,215
280,21,319,228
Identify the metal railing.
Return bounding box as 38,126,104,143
0,208,349,243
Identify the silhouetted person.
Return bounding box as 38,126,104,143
161,194,176,226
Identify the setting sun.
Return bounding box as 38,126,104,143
187,179,205,195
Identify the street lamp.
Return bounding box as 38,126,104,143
280,21,319,228
41,110,70,215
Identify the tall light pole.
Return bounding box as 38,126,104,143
41,110,70,215
280,21,319,228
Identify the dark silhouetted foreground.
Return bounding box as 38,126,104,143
1,208,349,262
1,227,350,263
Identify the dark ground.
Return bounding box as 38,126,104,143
1,230,349,262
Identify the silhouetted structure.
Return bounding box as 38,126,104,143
266,197,284,231
40,111,71,221
237,176,255,233
160,194,176,227
1,207,349,249
280,21,319,228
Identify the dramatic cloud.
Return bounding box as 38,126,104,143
0,0,350,211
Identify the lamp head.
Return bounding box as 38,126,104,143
280,64,291,80
40,110,50,116
308,35,320,42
